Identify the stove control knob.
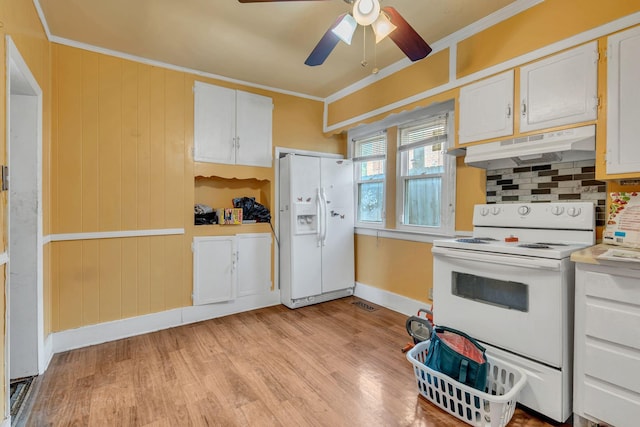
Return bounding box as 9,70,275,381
479,207,490,216
567,207,582,217
517,205,530,216
491,206,501,215
551,206,565,216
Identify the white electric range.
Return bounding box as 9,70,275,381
432,202,595,423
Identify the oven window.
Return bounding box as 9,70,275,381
451,272,529,312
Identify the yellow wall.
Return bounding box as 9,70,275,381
355,235,433,302
0,0,52,419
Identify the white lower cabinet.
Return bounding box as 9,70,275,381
236,233,272,297
574,263,640,427
193,233,271,305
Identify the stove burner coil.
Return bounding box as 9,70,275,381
518,243,551,249
456,238,490,244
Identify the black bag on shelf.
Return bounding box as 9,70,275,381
233,197,271,223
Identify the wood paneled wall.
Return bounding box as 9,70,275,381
52,46,186,233
51,236,187,330
51,45,191,331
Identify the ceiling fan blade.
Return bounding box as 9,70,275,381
304,13,347,66
382,6,432,62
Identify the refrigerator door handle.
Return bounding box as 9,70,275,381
320,187,328,246
316,188,323,247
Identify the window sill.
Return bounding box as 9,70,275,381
354,227,472,244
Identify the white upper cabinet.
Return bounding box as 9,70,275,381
606,26,640,175
194,81,273,167
459,70,514,144
519,42,598,133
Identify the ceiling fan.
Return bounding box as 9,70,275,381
238,0,432,67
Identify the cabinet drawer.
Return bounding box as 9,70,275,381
584,382,640,427
585,302,640,350
585,270,640,301
584,341,640,394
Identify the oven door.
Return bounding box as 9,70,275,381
432,246,573,368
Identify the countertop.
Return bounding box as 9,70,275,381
571,243,640,270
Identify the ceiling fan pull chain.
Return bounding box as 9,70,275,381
361,26,368,67
373,37,379,74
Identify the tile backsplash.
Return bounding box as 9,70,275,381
486,160,606,226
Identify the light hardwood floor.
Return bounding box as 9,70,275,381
26,297,568,426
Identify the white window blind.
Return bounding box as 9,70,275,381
353,132,387,226
397,113,453,231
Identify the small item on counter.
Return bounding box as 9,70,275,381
504,235,519,242
216,208,243,225
603,191,640,248
194,204,217,225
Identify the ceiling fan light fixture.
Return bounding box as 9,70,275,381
353,0,380,26
331,13,357,45
371,12,397,43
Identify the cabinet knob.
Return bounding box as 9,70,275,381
521,100,527,117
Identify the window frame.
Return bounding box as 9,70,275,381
348,100,456,236
395,111,456,235
350,131,387,229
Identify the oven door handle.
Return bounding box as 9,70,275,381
432,247,562,271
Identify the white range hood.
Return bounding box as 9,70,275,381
464,125,596,169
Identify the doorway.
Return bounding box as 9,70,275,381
6,37,45,386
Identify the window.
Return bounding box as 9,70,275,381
353,132,386,226
397,112,454,233
348,100,455,236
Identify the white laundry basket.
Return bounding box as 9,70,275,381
406,340,527,427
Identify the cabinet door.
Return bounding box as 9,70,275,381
520,42,598,133
458,70,514,144
194,81,236,164
193,236,236,305
236,90,273,167
607,26,640,175
236,233,272,297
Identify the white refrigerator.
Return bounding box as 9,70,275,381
279,154,355,309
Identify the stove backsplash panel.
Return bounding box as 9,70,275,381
486,160,606,226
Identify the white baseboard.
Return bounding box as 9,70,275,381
1,417,10,427
354,282,431,317
41,333,54,373
51,290,281,354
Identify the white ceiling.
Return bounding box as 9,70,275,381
37,0,518,99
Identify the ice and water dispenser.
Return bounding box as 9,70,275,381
293,202,317,234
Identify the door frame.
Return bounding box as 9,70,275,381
5,35,46,389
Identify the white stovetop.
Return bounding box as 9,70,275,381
433,237,591,259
